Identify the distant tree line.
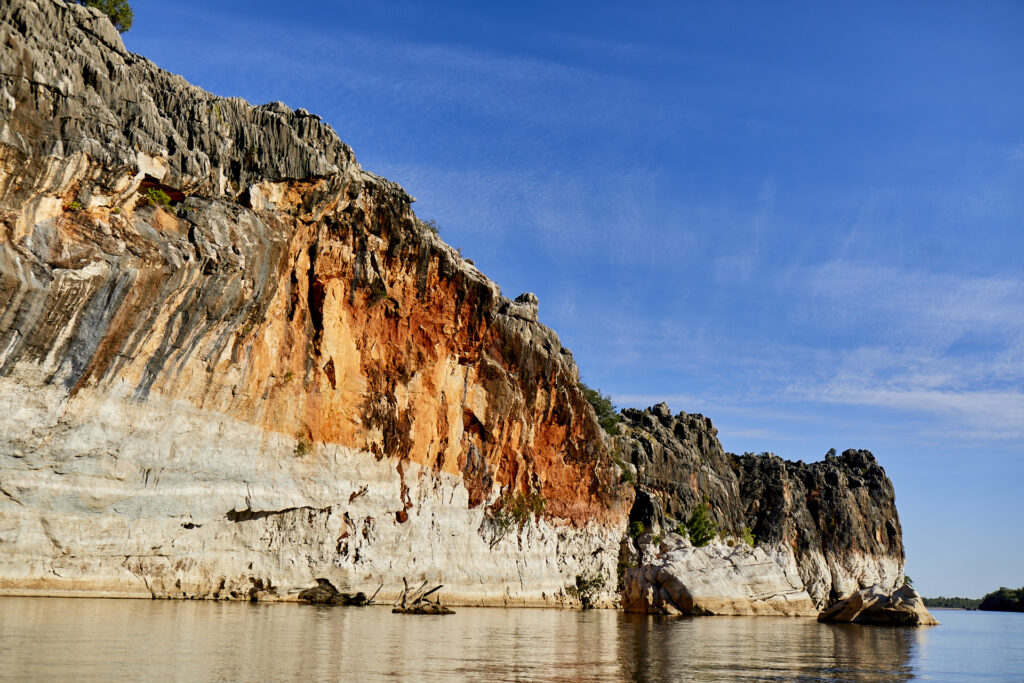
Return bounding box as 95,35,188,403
925,587,1024,611
922,596,981,610
979,587,1024,612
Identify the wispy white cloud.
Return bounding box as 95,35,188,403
794,385,1024,440
595,260,1024,442
772,262,1024,439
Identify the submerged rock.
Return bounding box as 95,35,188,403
818,585,939,626
622,534,818,616
297,579,368,606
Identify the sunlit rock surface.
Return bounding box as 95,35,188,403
622,534,818,616
818,585,939,626
0,0,631,604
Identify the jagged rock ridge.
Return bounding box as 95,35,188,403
0,0,630,605
617,404,904,610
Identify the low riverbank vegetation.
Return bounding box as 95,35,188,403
922,596,981,609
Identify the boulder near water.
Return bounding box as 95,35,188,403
817,584,939,626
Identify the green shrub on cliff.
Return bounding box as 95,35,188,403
294,432,312,457
77,0,133,33
686,501,716,547
740,526,756,547
579,381,621,435
491,490,546,534
144,187,172,208
506,491,546,522
612,456,635,483
569,573,605,609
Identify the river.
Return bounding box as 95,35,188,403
0,598,1020,681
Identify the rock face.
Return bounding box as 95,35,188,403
622,534,818,616
818,585,939,626
0,0,630,605
616,405,904,610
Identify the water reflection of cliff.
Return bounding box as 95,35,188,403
1,598,923,681
617,614,917,681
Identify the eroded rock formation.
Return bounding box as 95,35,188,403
818,585,938,626
622,533,818,616
616,404,904,610
0,0,630,604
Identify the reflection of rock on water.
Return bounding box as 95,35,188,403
617,614,917,681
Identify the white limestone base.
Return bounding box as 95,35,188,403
0,376,625,606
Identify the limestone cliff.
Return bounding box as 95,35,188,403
0,0,909,615
617,404,904,612
0,0,631,604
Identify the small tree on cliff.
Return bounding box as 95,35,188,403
686,500,717,547
579,381,621,435
78,1,133,33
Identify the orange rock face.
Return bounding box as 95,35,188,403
15,173,630,529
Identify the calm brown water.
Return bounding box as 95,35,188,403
0,598,1021,681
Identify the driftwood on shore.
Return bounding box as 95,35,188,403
392,577,455,615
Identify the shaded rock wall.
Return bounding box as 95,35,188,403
0,0,630,604
616,404,904,608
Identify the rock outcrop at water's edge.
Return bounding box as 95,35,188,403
818,585,938,626
615,405,905,612
622,533,818,616
0,0,631,605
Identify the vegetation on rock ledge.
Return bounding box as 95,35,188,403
579,381,621,435
77,0,133,33
685,501,717,547
144,187,172,208
569,572,606,609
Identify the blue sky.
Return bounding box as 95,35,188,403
124,1,1024,598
